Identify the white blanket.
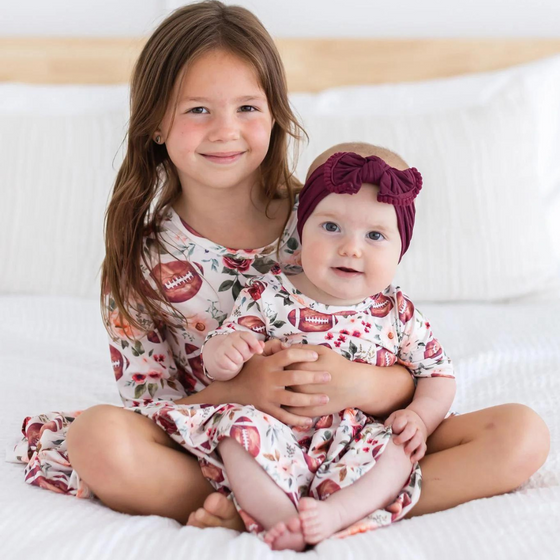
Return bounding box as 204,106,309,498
1,295,559,560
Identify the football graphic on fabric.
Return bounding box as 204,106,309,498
150,260,203,303
230,416,261,457
424,338,443,360
376,347,397,367
396,292,415,324
237,316,267,335
287,308,336,332
109,345,124,381
366,294,393,317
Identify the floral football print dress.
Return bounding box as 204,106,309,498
174,267,454,536
10,200,452,539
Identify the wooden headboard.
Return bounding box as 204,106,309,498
2,37,560,90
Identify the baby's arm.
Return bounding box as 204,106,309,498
202,332,265,381
385,377,456,462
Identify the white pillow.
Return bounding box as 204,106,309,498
1,56,559,301
290,55,560,302
0,85,129,298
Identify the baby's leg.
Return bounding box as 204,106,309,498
218,437,306,551
300,439,412,544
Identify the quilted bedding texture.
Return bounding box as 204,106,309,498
1,295,559,560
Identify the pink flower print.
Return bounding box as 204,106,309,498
340,329,350,335
325,332,334,340
352,330,361,338
334,341,341,348
248,280,266,301
153,354,166,365
132,373,147,383
270,264,282,275
223,256,251,273
148,370,162,380
338,335,347,343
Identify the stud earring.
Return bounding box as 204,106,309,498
155,135,162,144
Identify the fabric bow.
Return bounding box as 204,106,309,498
297,151,423,260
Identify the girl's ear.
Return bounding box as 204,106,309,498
153,131,164,144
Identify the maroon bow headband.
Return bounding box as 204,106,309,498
297,152,423,260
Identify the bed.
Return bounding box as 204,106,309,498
1,36,560,560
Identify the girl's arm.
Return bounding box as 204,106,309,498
176,344,330,426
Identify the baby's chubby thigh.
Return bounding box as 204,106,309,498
213,404,314,490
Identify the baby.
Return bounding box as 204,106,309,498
202,142,456,549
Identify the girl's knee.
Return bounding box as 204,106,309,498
493,404,550,486
67,405,142,486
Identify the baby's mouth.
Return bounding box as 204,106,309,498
334,267,362,274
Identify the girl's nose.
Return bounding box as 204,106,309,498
207,114,240,143
338,236,362,258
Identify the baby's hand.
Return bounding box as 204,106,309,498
205,332,265,379
384,409,428,463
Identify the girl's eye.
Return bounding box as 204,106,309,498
367,231,385,241
322,222,340,233
188,107,208,114
239,105,257,112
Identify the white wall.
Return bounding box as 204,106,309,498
2,0,560,37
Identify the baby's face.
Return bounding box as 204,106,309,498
300,184,401,305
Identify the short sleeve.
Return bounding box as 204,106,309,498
393,288,454,379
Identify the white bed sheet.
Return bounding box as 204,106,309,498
1,294,559,560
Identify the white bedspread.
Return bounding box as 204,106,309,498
1,295,559,560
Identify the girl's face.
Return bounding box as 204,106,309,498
300,185,402,305
157,49,274,195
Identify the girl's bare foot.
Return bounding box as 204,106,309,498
186,493,245,531
299,497,344,544
264,517,306,551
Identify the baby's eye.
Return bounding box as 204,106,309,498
188,107,208,114
322,222,340,233
367,231,385,241
239,105,257,112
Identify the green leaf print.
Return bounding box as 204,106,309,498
147,383,159,398
273,320,286,329
219,280,235,292
221,267,237,276
349,340,358,357
251,257,273,275
133,340,145,356
287,237,298,251
134,384,147,399
232,279,244,301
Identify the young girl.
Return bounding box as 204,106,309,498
13,0,549,546
197,144,455,549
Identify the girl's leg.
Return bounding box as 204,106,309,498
66,404,242,528
298,439,412,544
405,403,550,518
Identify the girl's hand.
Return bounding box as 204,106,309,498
283,344,415,417
284,345,363,416
384,409,428,463
204,332,264,380
222,346,330,427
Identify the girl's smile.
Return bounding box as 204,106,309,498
156,49,274,195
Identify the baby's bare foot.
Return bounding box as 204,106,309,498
299,497,343,544
186,493,245,531
264,517,306,551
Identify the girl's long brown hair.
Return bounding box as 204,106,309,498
101,0,306,336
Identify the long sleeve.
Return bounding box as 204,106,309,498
103,291,192,408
